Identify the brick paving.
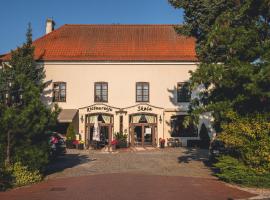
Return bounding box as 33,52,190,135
0,148,257,200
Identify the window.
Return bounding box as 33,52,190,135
53,82,66,102
136,82,149,102
95,82,108,102
177,82,191,102
170,115,197,137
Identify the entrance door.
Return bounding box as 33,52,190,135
100,125,109,145
134,126,142,146
129,114,157,147
144,126,153,146
131,125,156,146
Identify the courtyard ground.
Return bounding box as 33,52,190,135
0,147,264,200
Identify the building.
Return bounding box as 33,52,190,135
2,19,215,147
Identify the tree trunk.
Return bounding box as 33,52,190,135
5,130,11,166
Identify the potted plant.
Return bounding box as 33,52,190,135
159,138,165,148
78,140,84,150
114,132,128,148
111,139,118,151
66,123,76,149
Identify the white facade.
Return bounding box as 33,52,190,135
42,61,214,147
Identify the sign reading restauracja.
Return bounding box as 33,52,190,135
1,19,215,148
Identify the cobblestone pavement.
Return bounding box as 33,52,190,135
0,148,259,200
45,148,214,179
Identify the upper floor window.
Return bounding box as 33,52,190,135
177,82,191,102
53,82,66,102
136,82,149,102
95,82,108,102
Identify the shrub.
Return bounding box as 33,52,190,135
218,112,270,173
66,123,76,141
199,123,210,149
0,167,13,191
14,144,50,172
215,155,270,188
114,132,128,148
12,162,42,187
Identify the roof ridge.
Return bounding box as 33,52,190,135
63,24,178,26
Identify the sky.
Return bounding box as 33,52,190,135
0,0,184,55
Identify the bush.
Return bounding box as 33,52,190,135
14,144,50,172
218,112,270,173
215,155,270,188
199,123,210,149
114,132,128,148
66,123,76,141
12,162,42,187
0,167,13,191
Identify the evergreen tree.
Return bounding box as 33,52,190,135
169,0,270,129
0,24,59,170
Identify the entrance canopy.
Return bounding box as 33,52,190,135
85,114,113,124
58,109,78,123
130,114,157,124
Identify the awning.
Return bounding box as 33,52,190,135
58,109,78,123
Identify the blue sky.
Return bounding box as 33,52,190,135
0,0,183,54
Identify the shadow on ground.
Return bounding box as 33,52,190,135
177,147,218,174
45,154,91,176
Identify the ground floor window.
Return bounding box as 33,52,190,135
170,115,197,137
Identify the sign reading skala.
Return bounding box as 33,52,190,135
87,106,113,113
137,105,152,112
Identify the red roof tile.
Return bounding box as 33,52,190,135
3,24,197,62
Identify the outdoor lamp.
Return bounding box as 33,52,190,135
159,115,162,124
80,115,84,123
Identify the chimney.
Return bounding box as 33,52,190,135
46,18,55,34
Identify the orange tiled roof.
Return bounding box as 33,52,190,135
3,24,197,62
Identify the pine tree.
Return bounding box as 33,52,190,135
0,24,59,170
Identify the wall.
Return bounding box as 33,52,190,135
42,62,197,109
41,61,214,146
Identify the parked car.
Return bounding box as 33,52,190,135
50,132,67,158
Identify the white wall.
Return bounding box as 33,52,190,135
42,62,198,110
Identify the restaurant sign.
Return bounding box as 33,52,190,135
87,105,113,113
137,105,152,112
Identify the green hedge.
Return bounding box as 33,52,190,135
215,155,270,188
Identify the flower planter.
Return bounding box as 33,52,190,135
78,143,84,150
111,144,116,151
160,143,165,148
159,138,165,149
116,141,127,149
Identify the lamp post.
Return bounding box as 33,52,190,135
0,77,23,166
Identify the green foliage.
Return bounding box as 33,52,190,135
12,162,42,187
14,144,50,172
215,155,270,188
0,24,59,187
199,123,210,149
169,1,270,187
66,123,76,141
114,132,128,148
169,0,270,127
218,112,270,172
